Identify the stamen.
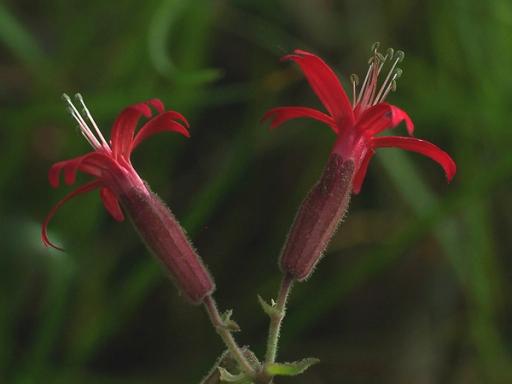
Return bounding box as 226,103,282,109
350,74,359,107
67,107,96,148
377,69,402,104
357,43,386,105
373,50,405,104
74,93,110,149
356,62,373,104
364,61,380,106
62,94,101,149
378,48,394,74
355,44,406,109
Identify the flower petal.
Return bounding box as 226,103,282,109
358,103,414,136
262,106,338,133
283,50,354,123
110,102,153,160
49,156,85,188
372,136,456,181
148,98,165,114
131,111,190,150
49,152,120,187
41,180,101,250
100,187,125,221
352,150,375,194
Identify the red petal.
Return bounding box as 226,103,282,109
358,103,414,136
48,152,119,188
110,103,152,160
49,154,99,187
262,106,338,133
372,136,456,181
283,50,354,123
131,111,190,150
352,150,375,194
41,181,101,251
49,156,84,188
100,187,125,221
148,98,165,114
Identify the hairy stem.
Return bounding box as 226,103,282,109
265,274,294,364
203,295,256,378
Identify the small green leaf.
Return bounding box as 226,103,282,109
218,367,253,383
257,295,279,317
220,310,241,332
266,358,320,376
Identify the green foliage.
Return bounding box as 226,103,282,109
265,358,320,376
1,0,511,383
257,295,280,318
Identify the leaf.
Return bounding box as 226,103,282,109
218,367,253,383
257,295,279,317
266,358,320,376
221,309,241,332
199,348,259,384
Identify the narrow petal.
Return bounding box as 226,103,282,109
283,50,354,123
148,98,165,114
358,103,414,136
352,150,375,194
372,136,456,181
262,106,338,133
110,103,152,160
131,112,190,150
100,187,125,221
49,152,119,188
41,181,101,250
49,156,86,188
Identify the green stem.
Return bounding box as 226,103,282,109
203,295,257,378
265,274,294,364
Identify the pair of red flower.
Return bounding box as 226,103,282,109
42,47,456,298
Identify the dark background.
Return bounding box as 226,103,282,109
1,0,511,383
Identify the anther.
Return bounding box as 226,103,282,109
379,79,397,103
394,50,405,63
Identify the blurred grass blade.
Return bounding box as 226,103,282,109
0,4,47,70
148,0,220,84
379,150,511,380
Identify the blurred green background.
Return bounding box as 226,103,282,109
1,0,511,383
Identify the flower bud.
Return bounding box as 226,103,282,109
119,186,215,304
279,154,354,281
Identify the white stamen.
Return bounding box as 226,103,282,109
377,75,398,104
353,45,405,110
74,93,109,149
356,62,374,104
374,55,401,104
350,74,359,107
62,93,109,151
377,48,394,75
360,59,380,108
63,94,101,149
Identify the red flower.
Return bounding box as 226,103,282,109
263,45,457,281
42,94,214,303
263,45,456,194
42,94,190,249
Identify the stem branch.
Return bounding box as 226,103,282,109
265,274,294,364
203,295,256,378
